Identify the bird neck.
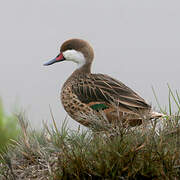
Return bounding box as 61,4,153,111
74,61,92,75
63,60,92,87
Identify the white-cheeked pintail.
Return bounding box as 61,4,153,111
44,39,163,128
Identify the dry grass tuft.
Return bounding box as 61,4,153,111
0,113,180,180
1,87,180,179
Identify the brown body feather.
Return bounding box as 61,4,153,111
61,71,151,127
72,73,151,112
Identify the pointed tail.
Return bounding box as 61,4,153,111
150,111,166,119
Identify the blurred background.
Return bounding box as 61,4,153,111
0,0,179,129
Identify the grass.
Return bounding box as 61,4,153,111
0,88,180,179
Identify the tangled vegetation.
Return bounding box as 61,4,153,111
0,87,180,179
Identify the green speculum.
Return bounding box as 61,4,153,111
90,103,109,111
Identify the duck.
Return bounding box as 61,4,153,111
44,38,163,129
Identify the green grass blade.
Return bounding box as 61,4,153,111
168,89,172,116
49,105,60,137
167,84,180,111
176,90,180,115
152,86,165,113
176,90,180,104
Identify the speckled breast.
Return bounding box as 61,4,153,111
60,85,94,126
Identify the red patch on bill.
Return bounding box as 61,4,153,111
56,53,64,61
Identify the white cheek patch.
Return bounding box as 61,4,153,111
63,50,86,68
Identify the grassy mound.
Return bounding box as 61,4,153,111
0,113,180,180
0,87,180,179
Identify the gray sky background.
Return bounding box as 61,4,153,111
0,0,179,129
